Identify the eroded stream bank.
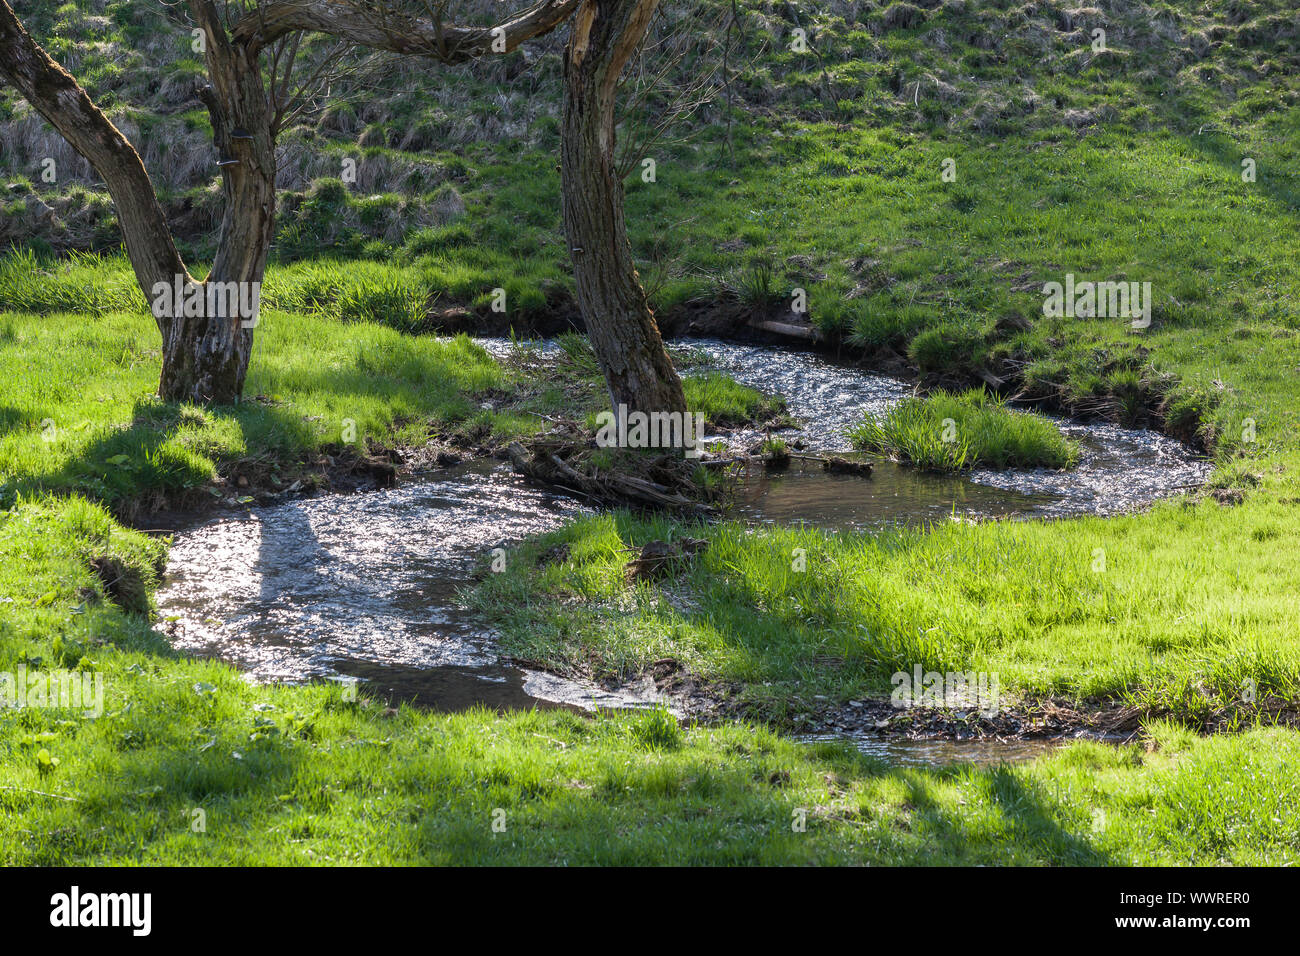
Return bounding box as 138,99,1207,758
157,338,1210,764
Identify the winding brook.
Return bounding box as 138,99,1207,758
157,338,1210,764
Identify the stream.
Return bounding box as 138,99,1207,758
156,337,1209,766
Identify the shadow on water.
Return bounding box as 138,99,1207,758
159,460,586,683
330,659,581,714
733,458,1047,531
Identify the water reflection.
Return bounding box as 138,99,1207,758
800,733,1064,767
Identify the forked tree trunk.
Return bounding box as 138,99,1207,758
561,0,687,419
158,2,278,404
0,0,270,405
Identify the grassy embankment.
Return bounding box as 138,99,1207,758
1,0,1299,863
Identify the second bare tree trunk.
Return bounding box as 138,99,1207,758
561,0,687,420
158,3,278,404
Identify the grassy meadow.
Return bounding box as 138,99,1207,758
1,0,1299,864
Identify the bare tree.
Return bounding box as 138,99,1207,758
561,0,686,420
0,0,579,404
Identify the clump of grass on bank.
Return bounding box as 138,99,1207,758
849,389,1081,472
682,371,789,428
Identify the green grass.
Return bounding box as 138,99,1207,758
681,372,787,428
0,304,508,514
2,0,1300,864
1,499,1295,865
470,495,1300,726
849,389,1082,471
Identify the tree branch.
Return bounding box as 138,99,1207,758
233,0,582,60
0,0,191,318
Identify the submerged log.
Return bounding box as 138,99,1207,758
820,456,873,477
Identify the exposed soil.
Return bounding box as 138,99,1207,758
572,654,1300,743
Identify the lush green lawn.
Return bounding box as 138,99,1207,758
2,302,1296,863
0,305,503,513
2,0,1300,864
0,496,1295,865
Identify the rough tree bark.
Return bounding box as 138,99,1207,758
561,0,687,419
158,1,278,404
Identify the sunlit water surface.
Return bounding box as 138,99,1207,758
157,338,1208,760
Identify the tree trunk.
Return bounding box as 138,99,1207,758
0,0,273,406
561,0,686,419
157,2,278,405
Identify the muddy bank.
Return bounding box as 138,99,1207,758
591,655,1300,745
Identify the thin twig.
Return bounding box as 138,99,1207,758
0,785,81,802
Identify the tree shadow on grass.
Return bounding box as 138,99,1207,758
4,336,497,517
900,764,1116,866
601,510,937,696
4,396,320,516
56,721,1118,865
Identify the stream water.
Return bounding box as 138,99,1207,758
156,338,1209,765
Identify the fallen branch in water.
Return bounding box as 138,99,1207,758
770,452,875,476
507,440,721,514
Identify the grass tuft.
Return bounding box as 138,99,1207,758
849,389,1081,471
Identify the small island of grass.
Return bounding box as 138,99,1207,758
849,389,1081,472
